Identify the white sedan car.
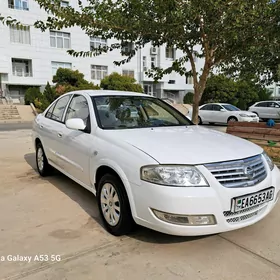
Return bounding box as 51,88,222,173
32,90,279,236
188,103,259,124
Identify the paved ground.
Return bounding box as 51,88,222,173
1,130,280,280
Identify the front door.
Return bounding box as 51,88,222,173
59,94,93,186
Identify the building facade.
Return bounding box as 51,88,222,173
0,0,203,103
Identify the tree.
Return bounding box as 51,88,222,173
52,68,99,95
100,72,143,93
33,0,273,123
43,82,56,104
201,74,272,110
183,92,194,104
24,87,42,105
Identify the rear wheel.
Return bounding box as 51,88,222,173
36,142,52,177
97,173,134,236
227,116,238,123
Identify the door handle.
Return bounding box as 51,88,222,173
57,133,63,138
39,125,43,129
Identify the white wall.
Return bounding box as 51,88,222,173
0,0,202,102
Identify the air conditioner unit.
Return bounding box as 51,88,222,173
150,47,157,55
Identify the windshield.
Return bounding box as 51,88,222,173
222,104,240,111
92,96,192,129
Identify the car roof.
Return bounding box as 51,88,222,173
68,90,150,97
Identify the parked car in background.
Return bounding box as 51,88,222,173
32,90,279,237
188,103,259,125
248,101,280,120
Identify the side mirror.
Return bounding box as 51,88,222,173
65,118,86,131
220,108,227,112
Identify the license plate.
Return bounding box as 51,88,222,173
233,187,275,212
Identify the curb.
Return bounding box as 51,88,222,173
30,103,38,116
0,120,33,124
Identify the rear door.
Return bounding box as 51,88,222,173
267,102,280,119
39,94,72,168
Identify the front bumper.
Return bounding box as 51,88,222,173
239,116,259,122
130,165,280,236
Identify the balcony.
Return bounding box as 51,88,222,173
8,0,29,11
12,59,33,77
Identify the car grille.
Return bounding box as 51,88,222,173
223,203,268,224
205,155,267,188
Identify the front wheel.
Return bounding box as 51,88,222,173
227,116,238,123
198,116,202,125
97,174,134,236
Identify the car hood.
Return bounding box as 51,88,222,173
106,126,263,165
237,110,257,115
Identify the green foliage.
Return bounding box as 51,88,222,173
33,0,274,123
34,96,50,112
43,82,56,104
201,74,272,110
24,87,42,105
100,72,143,93
53,68,99,95
183,92,194,104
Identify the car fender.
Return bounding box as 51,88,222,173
91,158,138,218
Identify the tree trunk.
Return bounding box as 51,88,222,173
191,62,211,124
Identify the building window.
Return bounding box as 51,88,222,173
151,56,157,68
12,58,32,77
143,56,147,71
8,0,29,10
187,76,194,84
122,70,134,78
144,85,153,96
61,1,69,7
90,37,107,50
51,61,72,76
121,42,134,55
10,25,31,44
166,47,175,60
91,65,108,80
50,31,71,49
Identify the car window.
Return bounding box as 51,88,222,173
48,95,71,122
92,96,192,129
200,104,213,111
212,105,222,111
45,102,56,119
65,95,90,131
268,102,280,108
255,102,268,107
222,104,240,111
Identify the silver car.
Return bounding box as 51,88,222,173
248,101,280,120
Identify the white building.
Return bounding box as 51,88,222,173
0,0,202,103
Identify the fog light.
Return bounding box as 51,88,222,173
152,209,216,226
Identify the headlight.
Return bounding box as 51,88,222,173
140,165,209,187
263,152,274,170
239,113,249,117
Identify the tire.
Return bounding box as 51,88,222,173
227,116,238,123
97,173,134,236
198,116,202,125
36,142,52,177
209,122,215,125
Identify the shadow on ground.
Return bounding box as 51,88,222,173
24,152,211,244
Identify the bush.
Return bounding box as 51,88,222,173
24,87,42,105
100,72,143,93
53,68,99,96
34,96,50,112
183,92,194,104
43,82,56,104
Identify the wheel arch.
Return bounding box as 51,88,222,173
93,162,137,218
227,116,238,122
